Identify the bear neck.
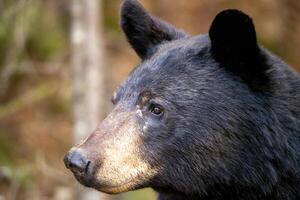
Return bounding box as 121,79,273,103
155,175,300,200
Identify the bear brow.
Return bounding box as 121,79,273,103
137,91,154,106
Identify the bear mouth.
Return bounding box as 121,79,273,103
92,179,145,194
71,169,146,194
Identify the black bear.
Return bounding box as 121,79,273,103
64,0,300,199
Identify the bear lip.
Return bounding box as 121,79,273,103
72,168,150,194
72,174,139,194
69,166,134,193
72,171,94,188
92,178,147,194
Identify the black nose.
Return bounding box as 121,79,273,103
64,150,90,174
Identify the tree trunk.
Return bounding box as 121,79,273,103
71,0,110,199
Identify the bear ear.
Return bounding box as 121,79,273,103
120,0,186,60
209,9,268,87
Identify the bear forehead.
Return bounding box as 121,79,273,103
126,35,210,85
115,35,214,104
152,34,209,61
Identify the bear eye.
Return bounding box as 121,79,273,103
149,104,164,116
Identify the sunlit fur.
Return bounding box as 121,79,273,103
73,110,158,194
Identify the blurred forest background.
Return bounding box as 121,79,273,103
0,0,299,199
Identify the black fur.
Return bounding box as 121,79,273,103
117,1,300,199
209,9,269,88
120,0,186,59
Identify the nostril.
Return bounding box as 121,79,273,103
85,161,91,173
64,150,90,174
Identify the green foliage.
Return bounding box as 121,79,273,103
0,82,57,118
26,5,67,61
103,0,122,33
0,0,67,65
27,8,66,60
46,93,70,117
123,188,156,200
0,135,13,165
0,18,12,64
12,166,33,187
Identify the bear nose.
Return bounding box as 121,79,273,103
64,150,90,174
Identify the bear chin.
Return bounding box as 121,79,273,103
73,171,148,194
